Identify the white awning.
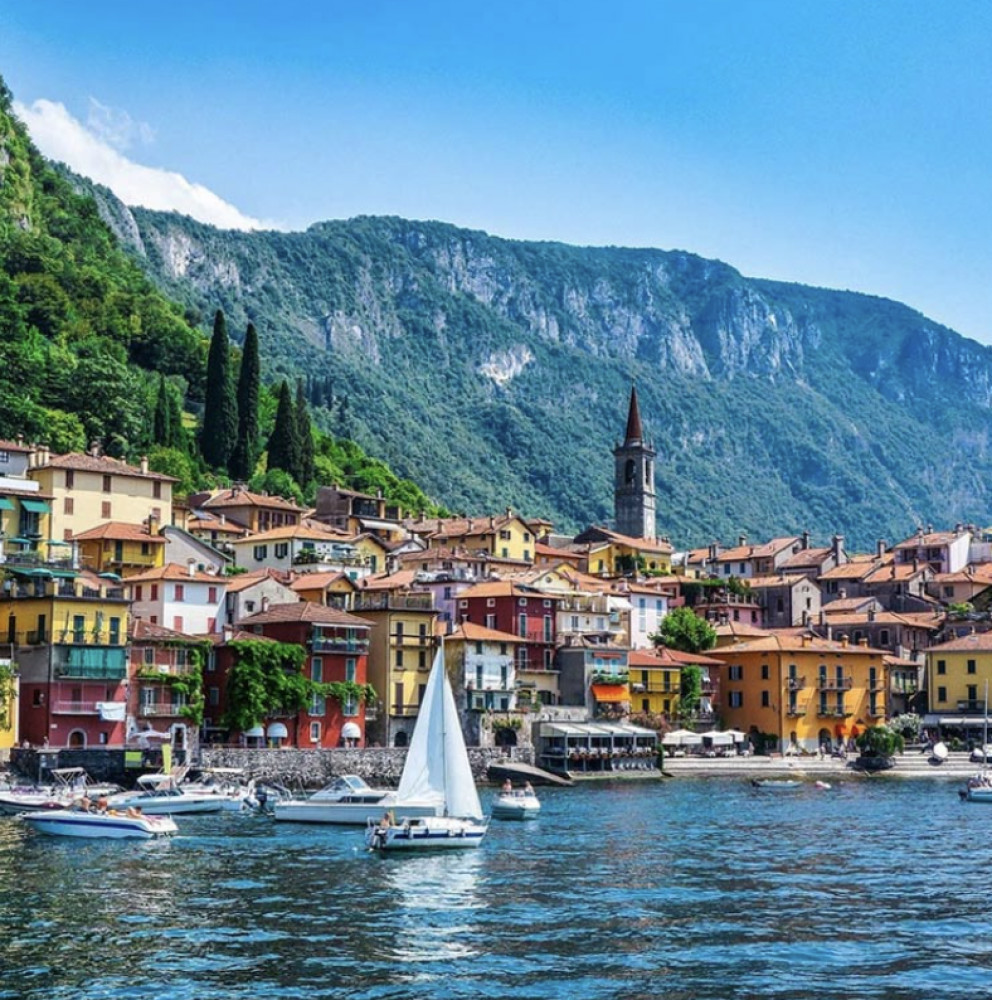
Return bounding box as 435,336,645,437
244,725,265,738
267,723,289,739
341,722,361,739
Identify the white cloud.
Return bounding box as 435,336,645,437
86,97,156,151
13,98,273,231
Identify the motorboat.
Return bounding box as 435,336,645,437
21,805,177,839
103,773,234,814
365,645,488,852
0,768,121,815
178,768,258,812
491,787,541,820
751,778,803,790
273,774,439,825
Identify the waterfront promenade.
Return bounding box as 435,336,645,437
661,750,979,780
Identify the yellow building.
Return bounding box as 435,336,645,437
405,510,538,563
574,527,674,576
73,521,166,578
1,569,130,747
925,631,992,729
710,633,888,753
0,484,58,567
289,571,358,609
352,575,438,747
0,644,17,749
27,449,175,541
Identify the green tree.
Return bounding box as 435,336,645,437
856,725,904,759
200,309,237,468
229,321,260,481
678,664,703,722
652,606,717,654
267,380,301,483
153,373,173,448
295,379,315,488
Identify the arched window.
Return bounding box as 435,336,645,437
394,731,408,748
624,459,635,485
68,729,86,748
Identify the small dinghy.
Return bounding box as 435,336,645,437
491,786,541,821
751,778,803,790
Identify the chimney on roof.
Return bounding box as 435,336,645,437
801,634,811,647
187,560,196,577
89,440,101,458
490,515,495,529
147,513,160,536
913,558,920,573
832,534,845,563
877,539,886,559
858,637,868,647
819,610,825,626
868,607,876,622
839,588,847,600
802,530,810,550
262,597,270,612
739,534,747,547
140,455,149,475
841,635,849,648
505,506,512,518
955,522,963,534
708,541,718,562
926,523,933,534
27,445,37,470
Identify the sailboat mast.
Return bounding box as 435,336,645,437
439,637,449,816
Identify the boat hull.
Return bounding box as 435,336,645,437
21,810,177,839
751,779,803,790
491,794,541,820
365,816,488,851
275,798,439,825
103,793,228,815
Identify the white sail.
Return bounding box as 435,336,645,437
396,646,483,821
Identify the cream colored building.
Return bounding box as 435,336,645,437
27,449,175,541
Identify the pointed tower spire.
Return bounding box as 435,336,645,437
624,384,644,444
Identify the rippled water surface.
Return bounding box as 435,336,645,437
1,777,987,999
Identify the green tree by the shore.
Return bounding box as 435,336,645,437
267,380,301,485
200,309,237,469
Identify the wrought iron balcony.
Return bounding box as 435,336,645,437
139,703,187,717
787,676,807,690
817,676,853,691
785,701,808,717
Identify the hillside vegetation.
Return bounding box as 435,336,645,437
0,76,437,514
79,192,992,549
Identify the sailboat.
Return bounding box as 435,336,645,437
365,645,488,851
962,681,992,802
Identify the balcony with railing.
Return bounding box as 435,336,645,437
785,700,809,717
136,660,197,678
817,675,853,691
389,632,431,648
354,592,434,612
311,633,370,654
866,701,885,717
51,700,100,714
957,700,988,713
55,645,128,680
787,675,807,690
817,704,852,718
140,702,187,717
590,671,629,686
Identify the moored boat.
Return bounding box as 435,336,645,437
274,774,439,825
751,778,803,790
104,773,234,814
0,768,121,816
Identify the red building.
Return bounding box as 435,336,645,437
455,581,560,673
237,602,374,748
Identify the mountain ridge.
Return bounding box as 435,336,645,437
70,174,992,550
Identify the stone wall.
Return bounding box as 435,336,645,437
200,745,534,789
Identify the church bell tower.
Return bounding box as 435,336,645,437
613,386,657,540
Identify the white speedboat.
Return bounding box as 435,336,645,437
21,807,177,839
178,768,258,812
0,768,121,815
751,778,803,790
365,645,488,852
274,774,439,825
961,776,992,802
491,788,541,820
104,773,233,814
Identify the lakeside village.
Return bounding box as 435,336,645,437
1,387,992,790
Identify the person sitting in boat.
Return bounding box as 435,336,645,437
77,796,93,813
501,778,512,794
523,781,535,797
378,810,395,830
96,797,109,814
125,806,142,818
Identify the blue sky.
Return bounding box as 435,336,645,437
2,1,991,343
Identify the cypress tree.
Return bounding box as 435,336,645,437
295,379,315,487
153,374,172,447
267,380,301,482
229,322,260,480
167,389,186,452
200,309,237,468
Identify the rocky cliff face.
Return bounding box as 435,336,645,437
62,183,992,549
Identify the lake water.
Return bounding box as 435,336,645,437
0,776,987,1000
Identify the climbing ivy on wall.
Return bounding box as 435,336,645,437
0,660,16,732
223,640,308,733
135,642,209,726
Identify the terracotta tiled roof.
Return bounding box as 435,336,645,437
235,524,353,545
457,580,560,600
238,601,373,628
746,575,814,589
863,561,930,583
629,647,724,667
201,488,305,512
128,619,202,642
714,536,801,563
290,571,357,592
822,597,878,613
779,547,832,569
931,566,992,584
712,633,887,656
0,439,34,453
928,630,992,653
893,530,963,549
356,570,419,591
73,521,166,543
196,629,278,646
186,511,249,536
819,555,889,581
126,562,226,585
585,526,673,555
40,452,177,481
713,622,772,639
223,568,293,593
446,621,526,644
